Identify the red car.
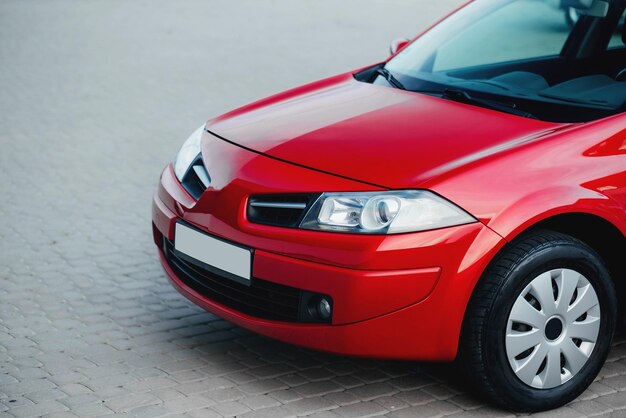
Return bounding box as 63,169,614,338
153,0,626,411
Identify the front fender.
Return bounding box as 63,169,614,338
484,185,626,242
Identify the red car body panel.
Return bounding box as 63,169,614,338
153,3,626,361
427,114,626,241
153,162,506,359
207,74,565,189
152,136,506,360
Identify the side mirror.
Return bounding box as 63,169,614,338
390,38,410,56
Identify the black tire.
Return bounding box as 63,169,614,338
459,230,617,412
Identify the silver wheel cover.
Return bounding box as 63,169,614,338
505,269,600,389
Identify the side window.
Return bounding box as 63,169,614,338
608,11,625,48
434,0,574,71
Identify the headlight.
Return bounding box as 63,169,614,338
174,124,205,181
300,191,475,234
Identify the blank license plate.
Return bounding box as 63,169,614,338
174,222,252,284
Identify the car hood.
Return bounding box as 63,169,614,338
206,73,564,189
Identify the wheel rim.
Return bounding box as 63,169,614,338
505,268,601,389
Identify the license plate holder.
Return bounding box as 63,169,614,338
174,222,253,286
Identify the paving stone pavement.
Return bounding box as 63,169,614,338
1,1,626,417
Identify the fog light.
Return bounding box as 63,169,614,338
317,298,332,320
300,292,333,323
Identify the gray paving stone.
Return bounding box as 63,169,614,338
241,405,296,418
68,403,114,417
159,359,209,374
2,397,33,409
170,370,206,383
388,375,437,391
323,391,361,407
239,378,289,396
126,376,178,391
249,364,297,379
1,379,57,396
294,381,344,398
210,400,252,417
421,383,461,400
589,381,620,397
448,394,486,410
10,400,69,418
269,389,304,404
531,406,587,417
346,382,397,401
394,389,435,406
132,367,168,380
603,375,626,391
240,395,282,410
299,368,338,382
128,404,170,418
570,399,614,416
307,413,342,418
333,376,365,390
58,394,101,409
599,363,626,380
177,378,235,395
333,401,387,417
161,395,216,414
386,404,441,418
598,392,626,410
204,387,247,403
202,362,247,377
188,408,223,418
149,387,185,402
224,371,258,385
284,397,338,415
103,393,161,413
24,388,66,403
280,374,310,388
50,374,90,387
352,369,390,385
42,413,80,418
448,406,516,417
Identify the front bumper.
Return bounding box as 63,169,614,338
152,137,506,360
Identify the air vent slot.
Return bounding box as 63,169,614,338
247,194,320,228
163,238,302,322
181,156,211,200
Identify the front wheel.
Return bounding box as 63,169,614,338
460,230,617,412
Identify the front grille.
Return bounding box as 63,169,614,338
181,156,211,200
247,194,320,228
163,237,303,321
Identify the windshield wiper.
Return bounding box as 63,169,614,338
376,67,407,90
375,71,537,119
442,88,537,119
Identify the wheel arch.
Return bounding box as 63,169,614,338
457,223,620,411
475,210,626,335
522,212,626,331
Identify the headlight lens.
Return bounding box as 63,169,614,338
300,191,475,234
174,124,205,181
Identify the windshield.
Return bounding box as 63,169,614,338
379,0,626,122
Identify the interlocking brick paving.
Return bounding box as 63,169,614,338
1,1,624,416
